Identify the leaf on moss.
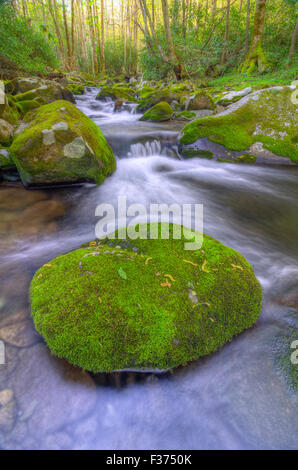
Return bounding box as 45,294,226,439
231,264,244,271
165,274,175,282
118,268,127,280
201,260,210,273
145,257,152,265
183,259,198,267
161,279,172,288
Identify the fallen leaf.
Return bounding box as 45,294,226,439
145,257,152,265
165,274,175,282
201,260,210,273
98,297,102,304
44,264,52,268
118,268,127,280
183,259,198,267
161,280,172,288
231,264,244,271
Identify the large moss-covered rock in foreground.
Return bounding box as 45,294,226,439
180,86,298,163
10,100,116,187
30,224,262,372
140,102,173,122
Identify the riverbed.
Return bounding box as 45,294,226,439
0,88,297,450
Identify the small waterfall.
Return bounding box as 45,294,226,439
127,140,179,159
128,140,162,158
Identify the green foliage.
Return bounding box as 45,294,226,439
0,4,58,74
104,38,137,76
30,224,262,372
140,0,298,80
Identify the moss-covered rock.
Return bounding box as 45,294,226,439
186,92,215,111
180,87,298,163
30,224,262,372
175,111,196,121
0,147,15,170
66,84,85,95
96,86,137,102
15,99,41,117
0,119,14,145
10,100,116,187
181,148,214,159
140,102,173,122
13,82,75,105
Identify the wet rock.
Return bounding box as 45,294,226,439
0,389,16,433
0,187,48,211
0,314,40,348
8,343,97,436
10,100,116,187
0,119,14,145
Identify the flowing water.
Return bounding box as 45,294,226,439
0,87,297,450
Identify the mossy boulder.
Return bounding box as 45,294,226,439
5,77,44,95
0,119,14,145
140,102,173,122
30,224,262,373
66,84,85,95
0,147,15,170
181,148,214,159
15,99,41,117
180,86,298,163
13,82,75,105
10,100,116,187
96,86,137,103
186,92,215,111
175,111,196,121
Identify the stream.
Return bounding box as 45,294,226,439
0,87,297,450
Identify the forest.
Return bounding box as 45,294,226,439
0,0,297,452
0,0,297,81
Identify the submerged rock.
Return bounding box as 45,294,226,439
30,223,262,373
140,102,173,122
180,86,298,164
10,100,116,187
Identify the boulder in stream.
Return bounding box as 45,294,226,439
30,223,262,373
10,100,116,187
140,102,173,122
180,86,298,164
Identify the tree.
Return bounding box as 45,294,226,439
220,0,230,65
289,19,298,64
240,0,268,74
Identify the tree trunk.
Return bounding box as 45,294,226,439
220,0,230,65
100,0,106,73
161,0,182,79
62,0,72,71
245,0,250,54
47,0,66,70
240,0,268,73
289,20,298,64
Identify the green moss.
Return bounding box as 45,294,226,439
10,100,116,187
181,148,213,159
181,87,298,163
97,86,137,102
15,99,41,117
30,223,262,372
140,102,173,122
66,84,85,95
175,111,196,121
0,147,15,170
